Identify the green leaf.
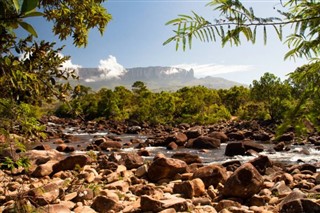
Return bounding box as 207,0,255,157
12,0,21,13
18,21,38,37
21,11,43,18
21,0,39,14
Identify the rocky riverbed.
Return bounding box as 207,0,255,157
1,116,320,212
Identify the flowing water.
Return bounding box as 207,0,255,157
47,123,320,167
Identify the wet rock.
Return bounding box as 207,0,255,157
127,125,141,134
225,142,245,156
277,133,294,142
56,144,75,153
208,131,228,143
91,195,123,213
192,136,220,149
222,160,241,172
99,140,122,150
186,127,202,139
167,142,178,150
271,181,292,197
252,131,271,141
249,155,272,175
33,144,51,150
148,157,187,182
173,178,205,198
227,131,245,140
222,163,263,198
192,164,228,188
274,141,286,151
165,132,188,146
243,140,265,152
171,152,202,164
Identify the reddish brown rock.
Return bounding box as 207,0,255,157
91,195,123,213
108,152,144,169
173,178,205,198
167,142,178,150
249,155,272,175
28,183,60,206
52,155,89,174
227,131,245,140
222,163,263,198
99,141,122,150
243,140,265,152
164,132,188,146
171,152,202,164
192,164,228,188
208,131,228,143
225,142,245,156
148,157,187,182
192,136,220,149
140,195,188,212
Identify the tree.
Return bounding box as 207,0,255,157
0,0,111,161
164,0,320,132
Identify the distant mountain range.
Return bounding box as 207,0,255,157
76,66,245,91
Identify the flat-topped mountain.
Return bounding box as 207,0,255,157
77,66,245,91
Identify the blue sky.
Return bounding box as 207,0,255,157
28,0,308,85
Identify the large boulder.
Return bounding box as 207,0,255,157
243,140,265,153
91,195,123,213
52,155,89,174
208,131,228,143
192,136,220,149
148,157,187,182
28,183,60,206
173,178,205,198
164,132,188,146
225,142,245,156
192,164,228,188
249,155,272,175
171,152,202,164
108,152,144,169
222,163,263,198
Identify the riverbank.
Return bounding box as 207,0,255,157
0,117,320,212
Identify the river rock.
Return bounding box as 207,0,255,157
91,195,123,213
31,160,57,177
252,131,271,141
108,152,144,169
37,204,71,213
192,164,228,188
165,132,188,146
227,131,245,140
222,163,263,198
28,183,60,206
186,127,202,139
192,136,220,149
52,155,89,174
99,140,122,150
148,157,187,182
173,178,205,198
130,184,164,200
171,152,202,164
208,131,228,143
243,140,265,152
140,195,189,212
249,155,272,175
167,142,178,150
225,142,245,156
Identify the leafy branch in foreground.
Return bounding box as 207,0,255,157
164,0,320,60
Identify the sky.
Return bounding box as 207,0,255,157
26,0,308,85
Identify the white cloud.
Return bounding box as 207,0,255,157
163,67,180,75
57,53,82,75
98,55,127,79
174,63,254,78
